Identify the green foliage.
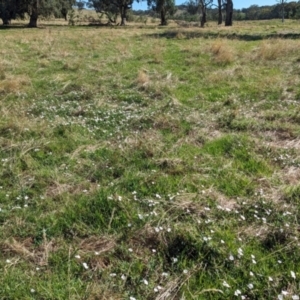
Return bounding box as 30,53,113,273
1,21,300,300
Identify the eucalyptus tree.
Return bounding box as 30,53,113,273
88,0,136,25
217,0,222,24
185,0,212,27
0,0,18,25
277,0,287,22
147,0,176,25
0,0,75,27
224,0,233,26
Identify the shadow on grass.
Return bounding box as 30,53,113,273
146,30,300,41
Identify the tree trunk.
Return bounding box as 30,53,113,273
225,0,233,26
200,8,206,28
120,7,126,26
28,0,38,27
281,5,285,22
217,0,222,25
160,9,167,25
2,18,11,25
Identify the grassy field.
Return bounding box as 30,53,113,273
1,18,300,299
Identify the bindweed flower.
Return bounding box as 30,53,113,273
291,271,296,279
247,283,254,289
82,262,89,270
143,279,149,285
234,289,241,296
121,274,126,280
222,280,230,288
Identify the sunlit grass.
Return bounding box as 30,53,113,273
0,18,300,299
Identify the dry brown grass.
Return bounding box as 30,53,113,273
210,39,235,64
136,69,150,87
255,39,299,61
0,75,31,94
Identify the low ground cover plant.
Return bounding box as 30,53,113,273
0,19,300,299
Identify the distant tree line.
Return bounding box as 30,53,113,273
0,0,298,28
177,0,300,24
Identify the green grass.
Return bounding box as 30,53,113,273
0,19,300,299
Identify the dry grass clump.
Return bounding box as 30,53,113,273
210,39,234,64
255,39,299,60
136,69,150,88
0,75,31,94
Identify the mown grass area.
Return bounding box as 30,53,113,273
1,19,300,299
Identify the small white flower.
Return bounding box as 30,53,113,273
172,257,178,263
95,251,100,255
183,269,188,274
278,260,282,264
282,291,289,296
234,289,241,296
292,296,300,300
247,283,254,289
221,240,225,244
128,248,133,252
268,276,273,282
167,228,171,232
110,273,117,277
291,271,296,279
129,297,136,300
75,255,81,259
229,254,234,261
121,274,126,280
82,262,89,270
278,296,283,300
30,289,35,293
162,272,169,277
252,259,257,264
143,279,148,285
222,280,230,288
249,271,254,276
6,259,11,263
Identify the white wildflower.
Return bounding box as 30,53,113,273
291,271,296,279
82,262,89,270
222,280,230,288
234,289,241,296
247,283,254,289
